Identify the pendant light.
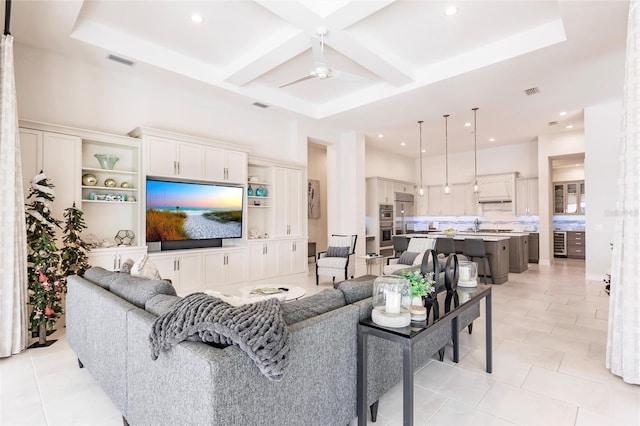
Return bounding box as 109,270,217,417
443,114,450,195
418,120,424,196
472,107,479,193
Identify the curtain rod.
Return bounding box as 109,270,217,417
4,0,11,36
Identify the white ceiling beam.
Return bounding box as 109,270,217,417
326,31,414,85
255,0,325,31
324,0,396,30
222,30,310,86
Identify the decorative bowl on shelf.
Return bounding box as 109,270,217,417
120,181,131,188
443,228,457,237
94,154,119,170
104,178,117,188
82,173,98,186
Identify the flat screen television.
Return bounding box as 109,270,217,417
146,178,243,251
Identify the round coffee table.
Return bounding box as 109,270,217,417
240,285,306,302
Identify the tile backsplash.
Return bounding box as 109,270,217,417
553,215,586,231
412,214,540,232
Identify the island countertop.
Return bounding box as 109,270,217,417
422,232,511,242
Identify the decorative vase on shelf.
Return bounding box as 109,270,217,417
94,154,119,170
256,185,266,197
247,184,254,196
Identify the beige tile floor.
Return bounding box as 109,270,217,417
1,258,639,425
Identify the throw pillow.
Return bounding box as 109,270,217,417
326,246,349,258
120,258,134,274
398,251,419,265
131,255,161,280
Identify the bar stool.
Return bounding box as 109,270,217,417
435,237,456,256
463,239,493,284
392,235,409,257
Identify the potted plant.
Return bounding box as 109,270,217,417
401,269,436,321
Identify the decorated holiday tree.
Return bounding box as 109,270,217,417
60,202,90,284
25,171,63,346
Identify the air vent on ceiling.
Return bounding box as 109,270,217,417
548,121,558,126
252,102,269,109
107,54,135,67
524,86,540,96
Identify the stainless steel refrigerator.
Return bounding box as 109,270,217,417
394,192,415,235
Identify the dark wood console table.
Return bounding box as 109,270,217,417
357,285,492,426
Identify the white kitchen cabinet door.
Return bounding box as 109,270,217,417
204,146,225,182
291,239,307,274
146,136,177,177
175,253,203,296
516,178,538,215
88,250,122,271
274,168,302,237
225,150,247,184
225,250,246,284
248,242,266,281
277,240,294,276
147,253,178,283
377,179,394,204
427,186,441,216
176,142,204,181
203,252,225,290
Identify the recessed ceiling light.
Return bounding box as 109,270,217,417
378,134,384,138
489,137,495,142
191,14,204,23
400,142,406,147
421,149,426,153
559,111,567,116
464,122,471,127
566,125,574,129
444,7,458,16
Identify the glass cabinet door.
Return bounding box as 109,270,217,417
579,182,585,214
554,184,565,214
565,183,578,213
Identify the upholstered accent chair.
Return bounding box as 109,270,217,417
383,237,435,275
316,234,358,286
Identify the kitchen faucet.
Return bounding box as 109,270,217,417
474,218,480,233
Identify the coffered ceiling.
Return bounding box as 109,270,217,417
8,0,629,157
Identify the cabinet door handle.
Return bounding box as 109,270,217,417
173,161,177,175
113,256,117,271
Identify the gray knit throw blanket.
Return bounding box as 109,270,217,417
149,293,291,381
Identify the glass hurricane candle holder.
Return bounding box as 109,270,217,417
458,261,478,287
371,276,411,328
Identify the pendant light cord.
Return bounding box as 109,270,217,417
444,114,450,188
418,120,424,193
472,107,479,191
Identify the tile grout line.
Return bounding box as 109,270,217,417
29,349,51,426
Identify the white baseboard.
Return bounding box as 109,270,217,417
586,272,605,281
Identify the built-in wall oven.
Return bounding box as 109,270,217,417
379,204,394,251
553,231,567,257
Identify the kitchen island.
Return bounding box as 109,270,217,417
411,233,510,284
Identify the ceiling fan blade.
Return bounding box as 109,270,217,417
330,68,370,83
311,35,327,66
278,73,316,88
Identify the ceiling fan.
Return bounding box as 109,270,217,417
278,27,368,89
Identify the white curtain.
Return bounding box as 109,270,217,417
606,0,640,385
0,34,28,358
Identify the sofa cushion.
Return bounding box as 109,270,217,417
109,274,177,309
84,266,122,290
337,277,375,304
130,255,161,280
145,294,182,316
281,288,346,325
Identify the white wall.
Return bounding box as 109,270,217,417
14,44,304,164
365,144,416,182
417,141,538,187
552,165,585,181
307,143,328,251
584,101,622,279
538,130,586,265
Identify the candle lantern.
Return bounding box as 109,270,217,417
372,276,411,328
458,261,478,288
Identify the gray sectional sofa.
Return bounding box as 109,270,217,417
66,266,479,426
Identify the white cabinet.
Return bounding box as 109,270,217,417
274,167,302,237
149,251,203,296
145,135,203,180
427,185,442,215
204,147,247,184
132,128,248,183
277,238,308,276
553,180,585,215
19,128,81,235
203,249,246,288
248,241,279,281
516,178,538,215
377,179,394,204
88,246,147,271
426,183,477,216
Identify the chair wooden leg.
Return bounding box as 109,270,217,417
370,400,379,422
